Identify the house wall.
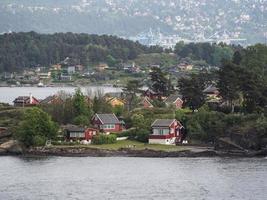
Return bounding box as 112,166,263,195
175,99,183,109
143,99,153,108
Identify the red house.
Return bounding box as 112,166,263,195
64,125,98,142
40,95,64,105
141,97,154,108
92,113,124,133
149,119,183,145
164,94,183,109
13,95,39,107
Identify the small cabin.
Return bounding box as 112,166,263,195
92,113,124,133
64,125,98,142
149,119,183,145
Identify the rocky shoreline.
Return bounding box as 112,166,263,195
1,140,267,158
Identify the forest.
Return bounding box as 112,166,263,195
0,31,163,72
0,32,240,73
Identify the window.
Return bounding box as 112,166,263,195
153,129,169,135
103,124,115,129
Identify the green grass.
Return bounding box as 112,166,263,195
53,140,187,152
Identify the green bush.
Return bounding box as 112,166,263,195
136,129,150,143
92,134,117,145
32,135,46,146
73,115,90,126
116,128,150,143
15,107,58,147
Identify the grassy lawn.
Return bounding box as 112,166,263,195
53,140,187,152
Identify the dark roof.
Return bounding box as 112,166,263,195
96,113,120,124
64,125,85,132
40,96,55,104
165,94,183,103
13,96,30,103
151,119,176,127
105,92,123,98
203,85,219,94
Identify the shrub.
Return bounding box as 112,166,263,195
92,134,117,145
136,129,150,143
15,107,58,147
73,115,90,126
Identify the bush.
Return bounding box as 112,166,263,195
15,107,58,147
116,128,150,143
73,115,90,126
32,136,46,146
136,129,150,143
92,134,117,145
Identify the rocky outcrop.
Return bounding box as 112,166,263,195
0,140,23,155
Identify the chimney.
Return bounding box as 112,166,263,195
29,93,33,104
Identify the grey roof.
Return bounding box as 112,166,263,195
165,94,183,103
151,119,176,127
96,113,120,124
40,96,55,104
203,85,218,94
64,125,85,132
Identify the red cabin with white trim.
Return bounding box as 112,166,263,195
149,119,183,145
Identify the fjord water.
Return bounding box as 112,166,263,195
0,157,266,200
0,86,123,104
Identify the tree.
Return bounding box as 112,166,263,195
131,114,145,130
73,88,92,117
217,62,243,112
123,80,143,111
232,50,242,65
15,108,58,147
178,74,205,111
149,67,172,98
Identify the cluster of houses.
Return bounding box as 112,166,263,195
12,85,220,145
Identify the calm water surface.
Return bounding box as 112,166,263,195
0,156,266,200
0,86,122,104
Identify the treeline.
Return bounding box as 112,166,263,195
174,41,236,66
0,32,163,72
178,44,267,114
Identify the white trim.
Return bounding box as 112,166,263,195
95,114,104,124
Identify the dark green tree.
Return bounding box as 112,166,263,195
15,107,58,147
123,80,143,111
149,67,172,98
178,74,205,111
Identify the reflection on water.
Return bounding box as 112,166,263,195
0,156,266,200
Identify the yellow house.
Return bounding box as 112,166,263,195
106,97,125,107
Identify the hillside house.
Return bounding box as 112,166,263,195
92,113,124,133
13,95,39,107
40,95,64,105
149,119,183,145
164,94,183,109
106,97,125,107
203,85,220,99
141,96,154,108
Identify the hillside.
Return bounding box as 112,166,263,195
0,32,162,72
0,0,266,44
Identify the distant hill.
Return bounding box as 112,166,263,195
0,0,266,44
0,32,162,72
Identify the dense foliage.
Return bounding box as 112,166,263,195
175,42,234,66
0,32,162,72
15,107,58,147
92,134,117,145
